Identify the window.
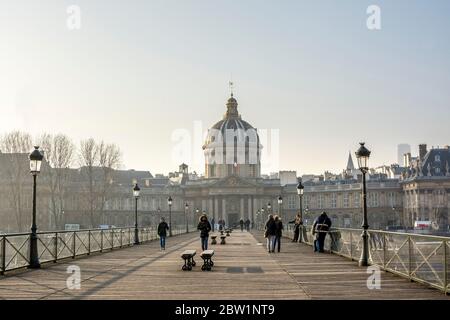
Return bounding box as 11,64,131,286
318,194,324,209
354,193,361,208
368,192,379,207
330,193,337,208
343,193,349,208
388,192,396,207
288,196,296,209
303,195,309,208
436,167,441,174
435,155,441,162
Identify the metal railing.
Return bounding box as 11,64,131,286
282,225,450,294
0,225,194,274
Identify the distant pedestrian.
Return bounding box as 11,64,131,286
239,218,244,231
264,214,276,253
245,218,251,231
211,218,215,232
157,217,169,251
197,214,212,251
273,215,284,252
288,214,302,242
312,212,332,253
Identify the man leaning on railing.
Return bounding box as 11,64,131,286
312,212,332,253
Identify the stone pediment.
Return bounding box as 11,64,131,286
211,175,261,188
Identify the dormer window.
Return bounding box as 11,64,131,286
435,155,441,162
436,167,441,174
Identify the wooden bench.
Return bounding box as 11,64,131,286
211,235,217,245
220,235,226,245
181,249,196,271
200,250,214,271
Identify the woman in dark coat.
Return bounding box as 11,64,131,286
273,215,284,253
264,214,276,253
197,214,212,251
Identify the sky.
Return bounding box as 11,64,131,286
1,0,449,176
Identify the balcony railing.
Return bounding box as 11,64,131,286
0,225,194,274
283,225,450,294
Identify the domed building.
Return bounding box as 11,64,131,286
180,93,294,227
203,94,262,179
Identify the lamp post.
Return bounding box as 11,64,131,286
167,196,173,237
29,146,43,269
267,202,271,215
277,196,283,219
133,183,140,245
185,202,189,233
297,180,305,243
356,142,371,267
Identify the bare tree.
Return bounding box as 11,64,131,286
0,131,33,231
97,142,122,224
78,139,122,228
38,133,75,229
79,138,99,228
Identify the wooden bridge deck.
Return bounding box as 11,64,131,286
0,231,448,300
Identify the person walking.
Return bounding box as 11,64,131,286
288,214,302,242
157,217,169,251
211,217,215,232
312,211,332,253
239,218,244,231
264,214,276,253
197,214,212,251
245,218,251,231
273,215,284,253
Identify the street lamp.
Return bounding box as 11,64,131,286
185,202,189,233
297,180,305,242
267,202,271,214
29,146,43,269
277,196,283,218
167,196,173,237
133,183,140,245
356,142,371,267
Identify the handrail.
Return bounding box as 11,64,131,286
279,225,450,294
0,226,193,275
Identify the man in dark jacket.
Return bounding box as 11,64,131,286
313,212,332,253
197,214,212,250
239,218,244,231
157,217,169,251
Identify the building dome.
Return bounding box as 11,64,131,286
203,94,262,179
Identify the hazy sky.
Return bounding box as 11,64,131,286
1,0,449,175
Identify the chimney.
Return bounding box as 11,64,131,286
419,144,427,161
403,153,411,167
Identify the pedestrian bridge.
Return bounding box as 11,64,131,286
0,227,449,299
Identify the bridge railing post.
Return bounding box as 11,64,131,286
100,229,103,252
72,231,76,259
350,231,353,260
88,230,91,255
1,235,5,275
54,232,58,262
408,235,412,280
383,233,387,269
444,239,448,294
